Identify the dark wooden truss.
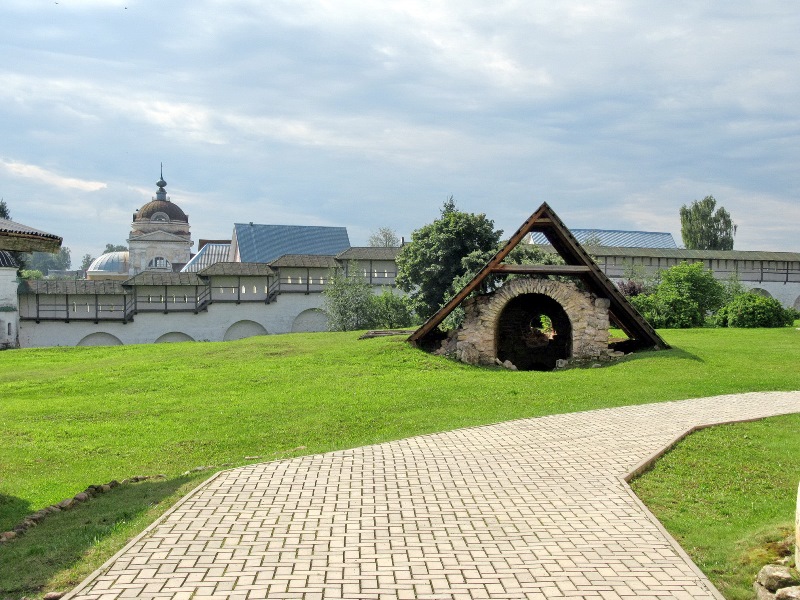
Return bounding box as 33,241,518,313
408,202,668,350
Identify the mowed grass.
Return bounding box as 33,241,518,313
0,325,799,596
631,414,800,600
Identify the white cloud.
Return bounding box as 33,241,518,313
0,0,798,256
0,159,107,192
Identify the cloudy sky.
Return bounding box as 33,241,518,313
1,1,799,263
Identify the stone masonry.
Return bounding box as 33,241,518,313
449,277,612,366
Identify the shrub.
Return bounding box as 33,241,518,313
322,267,376,331
630,288,702,329
371,289,414,329
715,293,794,328
617,279,645,297
658,262,724,317
720,272,748,305
629,262,722,328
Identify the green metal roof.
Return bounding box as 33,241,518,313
124,272,206,286
584,246,800,262
199,262,275,276
270,254,339,268
19,280,127,295
337,247,401,261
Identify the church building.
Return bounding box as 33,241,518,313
127,170,193,275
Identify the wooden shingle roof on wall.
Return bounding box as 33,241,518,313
408,202,668,351
0,218,62,253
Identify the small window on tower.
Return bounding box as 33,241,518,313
148,257,171,270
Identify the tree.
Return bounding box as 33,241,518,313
680,196,735,250
395,198,502,320
104,243,127,253
368,228,400,247
80,254,95,270
322,264,377,331
23,247,72,274
0,198,10,219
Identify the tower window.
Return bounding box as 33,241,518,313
148,257,171,270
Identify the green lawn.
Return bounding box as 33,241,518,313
632,414,800,600
0,326,799,597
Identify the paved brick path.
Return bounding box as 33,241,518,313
67,391,800,600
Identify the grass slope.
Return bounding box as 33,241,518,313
632,414,800,600
0,325,799,596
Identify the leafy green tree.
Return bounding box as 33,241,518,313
0,198,10,219
322,264,376,331
104,243,127,253
23,247,72,274
80,254,95,270
396,197,502,320
368,228,400,247
680,196,735,250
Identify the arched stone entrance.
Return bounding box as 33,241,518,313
446,278,614,370
496,293,572,371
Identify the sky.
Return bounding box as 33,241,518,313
1,1,799,264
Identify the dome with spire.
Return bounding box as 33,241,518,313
133,167,188,223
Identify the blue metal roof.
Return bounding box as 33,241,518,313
530,229,678,249
233,224,351,263
181,243,231,272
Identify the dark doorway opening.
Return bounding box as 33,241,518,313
496,293,571,371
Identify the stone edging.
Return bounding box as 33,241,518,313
0,474,164,544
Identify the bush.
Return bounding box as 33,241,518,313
629,288,702,329
658,262,724,317
371,289,414,329
629,262,723,328
715,293,794,328
322,267,377,332
323,265,416,331
617,279,646,297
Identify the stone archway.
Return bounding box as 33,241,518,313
448,278,612,370
496,293,572,371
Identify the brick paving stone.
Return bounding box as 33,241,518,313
64,391,800,600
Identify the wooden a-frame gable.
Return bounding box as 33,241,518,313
408,202,668,351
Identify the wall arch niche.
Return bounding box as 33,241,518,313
77,332,123,347
224,320,268,341
496,293,571,371
292,308,329,333
155,332,194,343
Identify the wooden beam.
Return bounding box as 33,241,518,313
490,264,591,275
408,203,550,343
